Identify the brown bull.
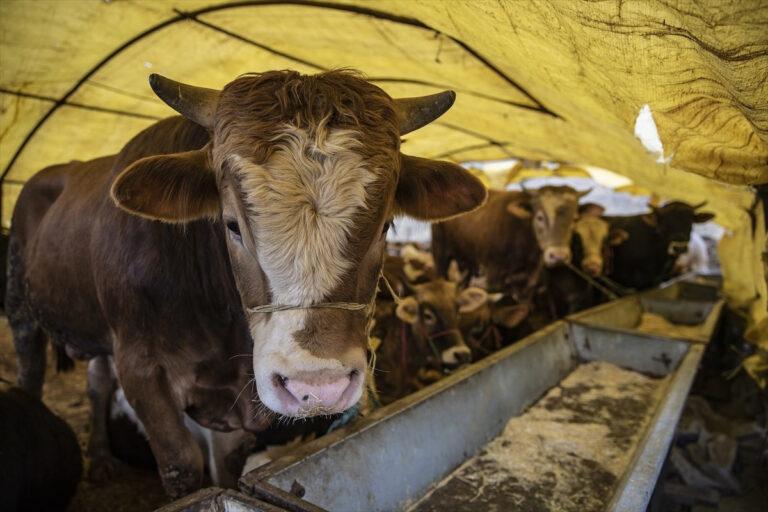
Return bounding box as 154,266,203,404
8,70,486,496
371,256,484,403
432,186,587,294
544,205,629,317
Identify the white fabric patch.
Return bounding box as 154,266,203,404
634,104,671,164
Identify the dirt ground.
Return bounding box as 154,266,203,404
0,316,171,512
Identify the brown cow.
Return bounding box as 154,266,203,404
432,186,588,294
7,70,486,496
544,206,629,317
371,257,482,403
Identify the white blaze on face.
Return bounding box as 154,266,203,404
231,126,375,415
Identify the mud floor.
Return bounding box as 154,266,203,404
0,316,170,512
410,361,668,512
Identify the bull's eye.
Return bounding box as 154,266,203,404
535,212,545,224
226,220,242,242
382,221,391,236
422,308,437,326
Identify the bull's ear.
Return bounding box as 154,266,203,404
694,212,715,223
111,148,219,223
506,200,532,219
609,228,630,246
395,154,487,221
395,296,420,324
641,213,658,227
457,287,488,314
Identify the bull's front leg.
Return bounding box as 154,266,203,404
115,355,203,498
86,355,120,481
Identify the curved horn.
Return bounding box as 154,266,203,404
691,200,707,210
577,187,593,198
395,90,456,135
149,74,220,130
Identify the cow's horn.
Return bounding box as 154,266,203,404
520,179,534,195
395,91,456,135
149,74,220,130
692,200,707,209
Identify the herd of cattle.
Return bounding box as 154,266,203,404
0,70,714,510
372,187,713,404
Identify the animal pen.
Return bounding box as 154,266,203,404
155,276,724,511
0,1,766,512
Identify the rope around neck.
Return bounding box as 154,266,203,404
248,302,367,313
247,271,404,314
561,260,619,300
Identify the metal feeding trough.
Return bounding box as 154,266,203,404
154,487,288,512
571,278,723,344
161,278,723,512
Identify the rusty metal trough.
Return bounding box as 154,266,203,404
159,277,723,512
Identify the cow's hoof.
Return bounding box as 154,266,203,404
88,455,121,483
160,464,201,499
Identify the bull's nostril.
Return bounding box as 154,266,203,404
349,369,359,378
302,395,309,401
274,374,288,388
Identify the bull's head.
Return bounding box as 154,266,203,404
507,185,589,267
395,280,476,369
111,70,486,418
573,204,628,276
645,201,714,256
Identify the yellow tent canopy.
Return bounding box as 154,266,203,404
614,185,654,197
1,0,766,353
506,165,593,184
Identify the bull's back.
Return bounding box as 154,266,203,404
8,116,213,355
433,190,535,280
10,157,117,354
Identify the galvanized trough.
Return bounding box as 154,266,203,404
162,278,723,511
154,487,289,512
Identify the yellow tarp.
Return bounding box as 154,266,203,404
1,0,766,346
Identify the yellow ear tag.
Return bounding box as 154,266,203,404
369,336,382,353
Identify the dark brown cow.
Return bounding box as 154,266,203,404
607,201,714,290
8,70,486,496
458,291,532,357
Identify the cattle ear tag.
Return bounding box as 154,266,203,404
609,229,630,246
368,336,382,353
506,201,532,219
395,297,419,324
458,287,488,313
